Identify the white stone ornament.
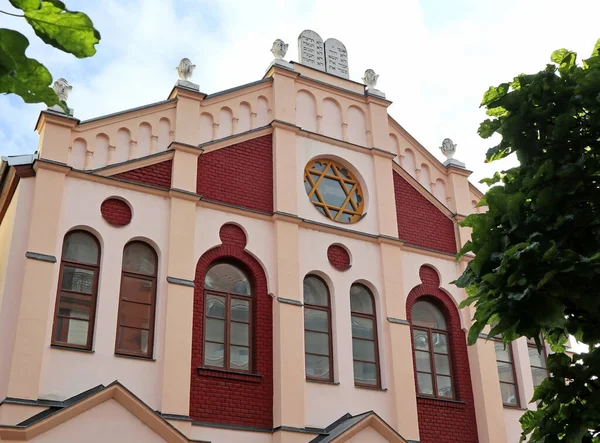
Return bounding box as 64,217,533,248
48,78,73,115
175,57,199,91
298,30,325,72
440,138,465,168
324,38,349,79
271,39,288,59
362,69,378,89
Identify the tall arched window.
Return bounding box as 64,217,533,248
411,300,454,398
52,230,101,350
115,241,158,358
303,275,333,381
350,284,380,387
204,262,252,372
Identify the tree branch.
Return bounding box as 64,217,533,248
0,10,25,17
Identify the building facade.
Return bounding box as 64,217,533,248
0,31,549,443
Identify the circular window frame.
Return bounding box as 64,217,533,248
304,158,365,224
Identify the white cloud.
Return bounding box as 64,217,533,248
1,0,599,188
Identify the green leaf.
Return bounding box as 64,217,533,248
481,83,509,107
23,0,100,58
9,0,42,11
455,240,474,261
0,29,60,108
478,119,501,139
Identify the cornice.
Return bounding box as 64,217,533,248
35,110,79,132
198,126,273,153
93,150,174,177
75,99,177,131
33,159,72,174
168,141,203,156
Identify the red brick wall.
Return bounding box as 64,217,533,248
197,135,273,213
393,172,457,254
327,244,351,271
113,160,172,189
190,224,273,429
407,266,478,443
100,198,132,226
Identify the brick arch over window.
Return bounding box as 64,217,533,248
406,269,478,443
190,235,273,429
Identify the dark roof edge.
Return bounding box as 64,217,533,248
79,98,177,125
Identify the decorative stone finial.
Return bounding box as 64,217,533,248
48,78,73,115
362,69,379,90
440,138,465,168
53,78,72,102
175,58,199,91
440,138,456,160
176,58,196,81
271,39,288,60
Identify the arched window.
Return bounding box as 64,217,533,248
204,262,252,372
115,241,158,358
411,300,454,398
350,284,380,387
52,230,101,350
303,275,333,381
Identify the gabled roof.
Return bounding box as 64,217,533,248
310,411,409,443
0,381,208,442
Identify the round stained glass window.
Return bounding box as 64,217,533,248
304,159,364,224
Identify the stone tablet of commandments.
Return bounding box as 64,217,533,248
324,38,349,79
298,30,325,72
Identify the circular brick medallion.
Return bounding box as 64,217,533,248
101,198,132,226
327,244,351,271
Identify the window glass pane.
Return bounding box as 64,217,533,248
231,299,249,322
55,317,89,346
230,346,249,371
61,266,94,294
305,331,329,355
352,338,376,362
122,242,156,275
205,318,225,343
204,342,224,367
305,354,330,379
206,295,225,318
119,301,150,329
497,361,515,383
350,285,374,314
205,263,250,295
413,330,430,350
531,367,547,388
415,350,431,373
305,308,329,332
528,347,546,368
432,333,448,353
412,301,447,330
434,354,451,376
494,341,511,362
437,375,453,398
353,361,377,386
417,372,433,395
58,294,91,320
63,232,98,265
500,383,518,406
116,327,148,354
318,177,347,208
351,316,374,339
231,322,249,346
303,276,329,306
120,276,153,304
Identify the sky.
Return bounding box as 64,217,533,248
1,0,600,188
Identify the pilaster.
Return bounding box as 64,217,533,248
6,161,68,399
34,112,78,164
445,165,474,248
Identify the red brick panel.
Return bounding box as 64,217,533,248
406,267,479,443
393,172,457,254
327,244,351,271
219,223,247,249
113,160,172,189
190,236,273,429
100,198,132,226
197,135,273,213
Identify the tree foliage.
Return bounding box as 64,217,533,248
455,39,600,442
0,0,100,111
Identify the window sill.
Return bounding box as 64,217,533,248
50,344,94,354
355,384,387,391
197,367,263,383
115,353,156,362
503,405,527,411
416,395,466,407
306,378,340,386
